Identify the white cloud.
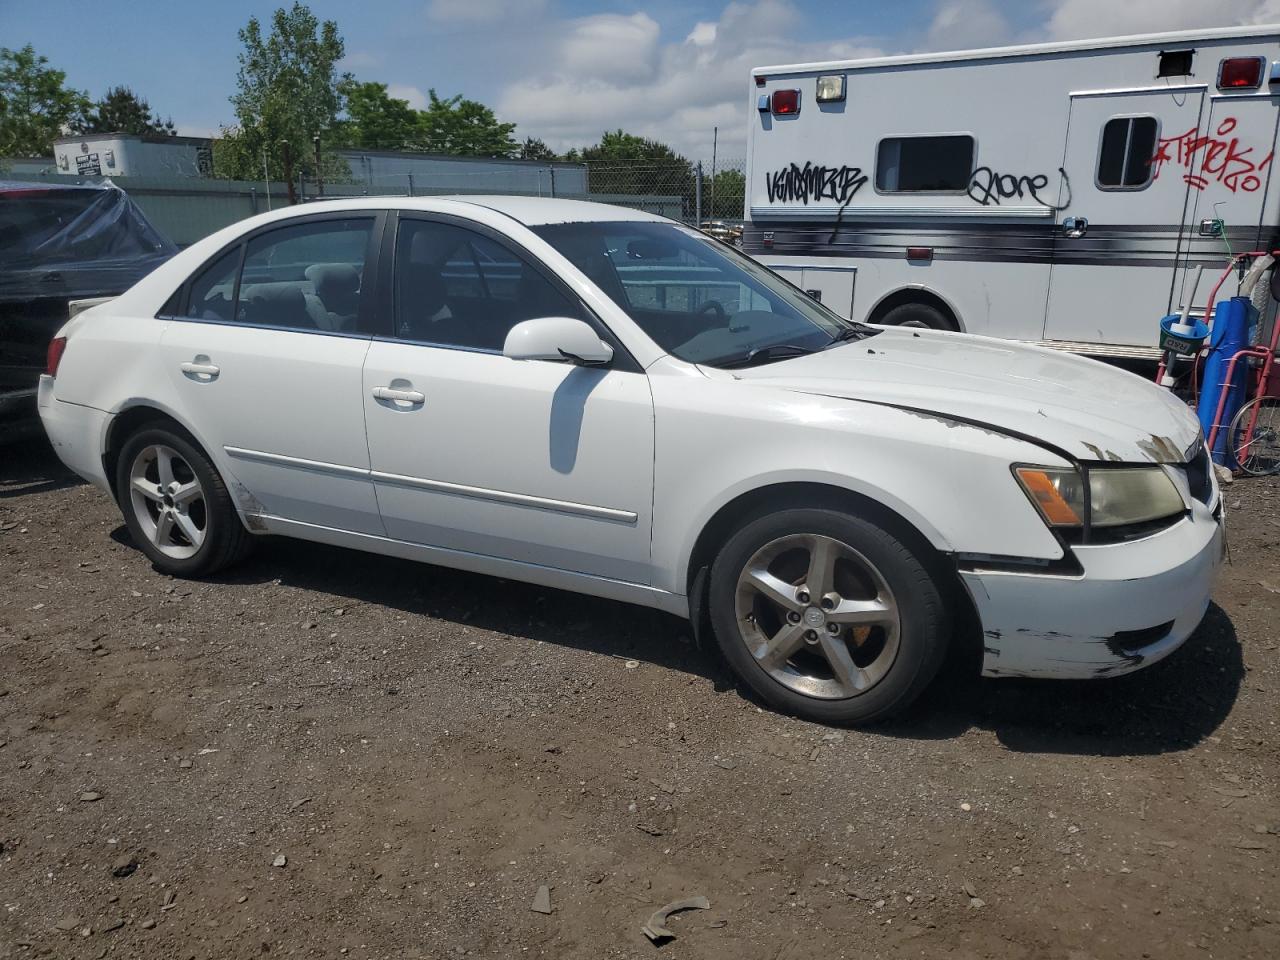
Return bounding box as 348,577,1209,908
923,0,1014,51
497,0,883,159
426,0,547,24
1042,0,1279,40
340,50,382,71
386,83,428,110
561,13,661,84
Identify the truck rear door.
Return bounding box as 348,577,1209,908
1044,86,1204,347
1176,91,1280,313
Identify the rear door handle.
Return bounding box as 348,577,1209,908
372,386,425,404
180,359,220,380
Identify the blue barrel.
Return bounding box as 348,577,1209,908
1196,296,1254,465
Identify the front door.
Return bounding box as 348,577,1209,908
362,215,655,584
159,214,384,535
1044,87,1204,346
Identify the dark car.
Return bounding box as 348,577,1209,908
1,180,175,440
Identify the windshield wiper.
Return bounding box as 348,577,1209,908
716,343,818,369
825,323,878,347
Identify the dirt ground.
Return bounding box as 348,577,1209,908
1,437,1277,960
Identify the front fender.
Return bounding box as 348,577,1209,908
650,376,1069,596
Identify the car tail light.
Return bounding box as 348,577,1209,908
815,74,846,102
46,336,68,377
1218,56,1265,89
771,89,800,115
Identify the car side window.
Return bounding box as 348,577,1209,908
184,248,241,323
238,218,374,332
394,219,583,352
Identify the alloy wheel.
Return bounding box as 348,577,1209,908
128,444,208,560
734,533,901,699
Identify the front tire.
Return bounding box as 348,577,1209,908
708,508,948,724
115,424,253,576
879,302,952,330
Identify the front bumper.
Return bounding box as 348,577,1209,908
962,504,1223,680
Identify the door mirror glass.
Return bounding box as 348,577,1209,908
503,316,614,366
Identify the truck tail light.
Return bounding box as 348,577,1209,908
1218,56,1265,89
47,336,67,377
771,89,800,115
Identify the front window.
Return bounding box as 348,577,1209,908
531,221,869,367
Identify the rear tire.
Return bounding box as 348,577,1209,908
115,423,253,577
708,508,948,724
879,302,952,330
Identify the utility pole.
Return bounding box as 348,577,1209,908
281,139,296,205
709,126,718,220
694,161,703,226
313,135,324,196
261,147,272,211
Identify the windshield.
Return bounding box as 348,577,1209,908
531,220,872,367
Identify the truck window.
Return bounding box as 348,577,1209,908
1097,116,1159,189
875,135,974,193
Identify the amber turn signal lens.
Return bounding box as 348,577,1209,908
1015,467,1084,526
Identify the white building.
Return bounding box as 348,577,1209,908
52,133,213,179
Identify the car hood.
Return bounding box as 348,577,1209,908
717,328,1200,463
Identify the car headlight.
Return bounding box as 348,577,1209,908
1014,465,1185,529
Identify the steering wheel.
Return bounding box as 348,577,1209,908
697,299,727,319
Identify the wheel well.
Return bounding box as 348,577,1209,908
685,482,980,656
102,406,193,499
867,289,960,330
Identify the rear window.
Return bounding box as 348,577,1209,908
875,135,975,193
1097,117,1159,189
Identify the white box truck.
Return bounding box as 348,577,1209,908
744,25,1280,358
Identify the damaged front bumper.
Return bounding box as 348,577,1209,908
961,503,1223,680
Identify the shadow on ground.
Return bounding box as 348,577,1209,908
0,436,83,500
111,522,1241,758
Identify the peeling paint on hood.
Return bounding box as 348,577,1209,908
721,328,1201,463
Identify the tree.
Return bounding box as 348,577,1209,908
0,44,89,157
213,2,349,201
519,137,558,161
419,90,517,158
77,86,176,137
334,80,420,150
569,130,694,212
707,167,745,219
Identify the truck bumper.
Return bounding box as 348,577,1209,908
962,505,1223,680
37,375,113,493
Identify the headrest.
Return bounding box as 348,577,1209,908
305,263,360,300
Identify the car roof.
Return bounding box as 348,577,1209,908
443,195,673,226
266,194,674,227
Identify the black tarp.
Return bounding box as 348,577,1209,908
0,179,176,302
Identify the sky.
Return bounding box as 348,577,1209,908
5,0,1280,160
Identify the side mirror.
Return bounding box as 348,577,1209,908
503,316,614,366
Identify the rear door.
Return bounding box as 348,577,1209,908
1177,92,1280,312
159,213,385,535
1044,87,1205,346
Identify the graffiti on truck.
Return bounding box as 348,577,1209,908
966,166,1052,206
765,162,868,205
1151,117,1274,193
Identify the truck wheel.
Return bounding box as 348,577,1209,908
115,423,253,577
879,302,952,330
709,508,948,724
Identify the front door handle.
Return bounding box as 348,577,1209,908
180,358,220,381
372,385,425,404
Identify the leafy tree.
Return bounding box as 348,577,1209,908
568,130,694,212
519,136,558,161
335,79,420,150
707,167,745,219
213,2,349,201
0,44,89,157
419,90,517,158
77,86,176,137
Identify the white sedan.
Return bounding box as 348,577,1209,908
38,197,1222,723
